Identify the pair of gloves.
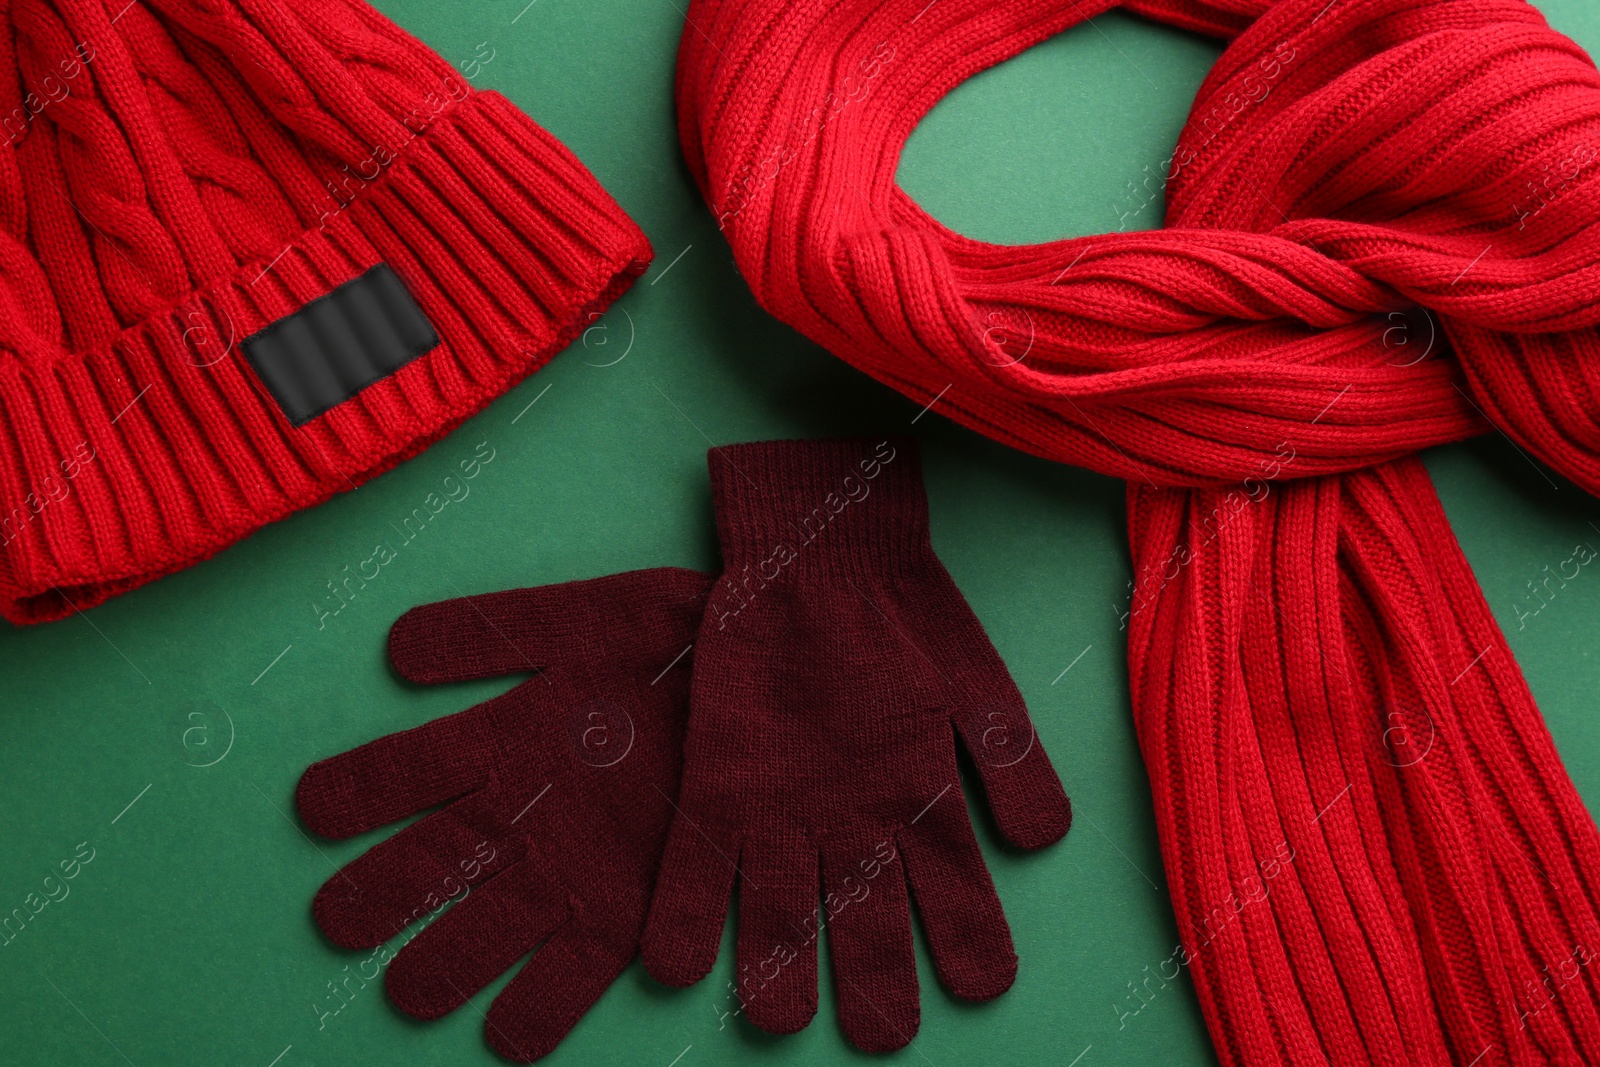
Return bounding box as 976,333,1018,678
295,438,1072,1060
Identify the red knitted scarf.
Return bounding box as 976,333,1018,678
677,0,1600,1062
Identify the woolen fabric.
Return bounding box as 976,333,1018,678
0,0,650,624
298,568,710,1062
675,1,1600,1063
642,438,1071,1052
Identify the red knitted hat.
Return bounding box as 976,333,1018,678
0,0,651,624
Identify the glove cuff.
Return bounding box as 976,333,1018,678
707,438,928,576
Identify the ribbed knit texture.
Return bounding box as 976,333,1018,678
296,569,711,1062
676,1,1600,1064
641,438,1071,1052
0,0,652,624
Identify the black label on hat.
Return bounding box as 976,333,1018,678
240,263,439,426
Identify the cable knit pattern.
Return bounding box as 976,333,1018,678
678,0,1600,1063
0,0,651,623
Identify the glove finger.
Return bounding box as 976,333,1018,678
312,793,521,949
823,836,919,1053
951,699,1072,850
641,817,739,987
389,569,711,685
385,857,570,1020
388,589,570,684
897,799,1017,1001
900,556,1072,849
297,705,491,838
736,833,819,1034
484,922,635,1062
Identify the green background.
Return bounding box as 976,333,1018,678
5,2,1600,1064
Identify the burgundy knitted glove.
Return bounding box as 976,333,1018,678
641,439,1070,1052
296,568,710,1062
